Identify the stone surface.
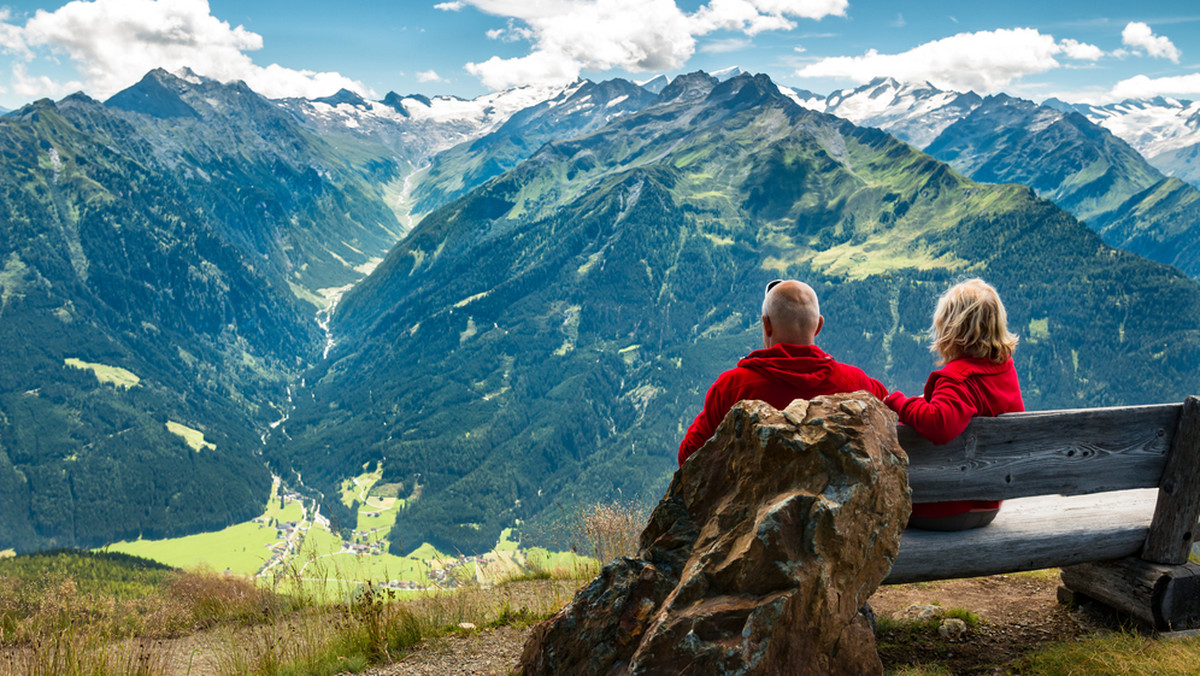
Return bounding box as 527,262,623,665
938,618,968,638
519,393,911,675
898,604,944,622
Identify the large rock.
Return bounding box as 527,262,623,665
519,392,911,675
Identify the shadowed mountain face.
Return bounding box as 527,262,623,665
923,94,1200,279
0,68,440,552
926,95,1161,223
271,73,1200,556
0,96,324,550
101,68,407,295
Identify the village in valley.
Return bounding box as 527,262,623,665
104,467,568,596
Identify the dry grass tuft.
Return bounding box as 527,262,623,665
578,500,649,565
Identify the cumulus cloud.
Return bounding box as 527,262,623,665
1111,72,1200,100
463,0,846,89
795,28,1079,93
416,69,446,82
1121,22,1180,63
691,0,847,36
11,63,83,99
1059,38,1102,61
434,1,466,10
0,0,368,101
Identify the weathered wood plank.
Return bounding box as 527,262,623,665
885,490,1157,584
1062,559,1200,631
900,404,1180,502
1143,396,1200,564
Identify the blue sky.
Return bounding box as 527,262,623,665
0,0,1196,109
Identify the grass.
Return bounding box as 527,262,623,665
0,545,581,676
17,503,1200,676
876,605,981,638
1016,632,1200,675
164,420,216,452
62,358,140,389
6,498,634,674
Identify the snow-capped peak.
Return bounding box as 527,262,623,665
1065,97,1200,160
638,74,671,95
711,66,747,81
816,79,983,149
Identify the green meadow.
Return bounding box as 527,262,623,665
101,470,590,596
105,478,303,575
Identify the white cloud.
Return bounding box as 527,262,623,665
1059,38,1102,61
486,19,535,42
463,0,846,89
434,1,466,10
11,63,83,99
1121,22,1180,63
468,50,585,89
794,28,1068,93
700,38,751,54
0,0,369,101
690,0,846,36
1111,72,1200,100
891,13,905,29
416,69,446,82
466,0,697,88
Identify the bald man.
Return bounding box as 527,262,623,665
678,279,888,465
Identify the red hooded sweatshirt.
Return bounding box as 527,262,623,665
885,357,1024,518
678,343,888,465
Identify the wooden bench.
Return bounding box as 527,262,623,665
884,396,1200,632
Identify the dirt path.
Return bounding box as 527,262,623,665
361,571,1107,675
54,572,1102,676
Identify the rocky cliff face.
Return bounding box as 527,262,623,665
520,393,911,675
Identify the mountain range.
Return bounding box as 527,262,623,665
783,77,1200,278
3,68,1200,557
274,72,1200,555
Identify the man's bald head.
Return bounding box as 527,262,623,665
761,280,823,347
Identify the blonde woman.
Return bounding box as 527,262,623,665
885,278,1024,531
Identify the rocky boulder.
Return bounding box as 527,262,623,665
519,392,911,675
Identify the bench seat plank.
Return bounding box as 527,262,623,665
901,404,1179,502
884,489,1158,584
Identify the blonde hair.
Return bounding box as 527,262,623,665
930,278,1018,365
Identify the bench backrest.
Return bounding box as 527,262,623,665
900,403,1180,503
897,395,1200,567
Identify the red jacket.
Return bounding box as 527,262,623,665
885,357,1024,518
678,343,888,465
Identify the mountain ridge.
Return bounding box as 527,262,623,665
274,72,1200,556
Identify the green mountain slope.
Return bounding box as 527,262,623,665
1093,177,1200,276
407,78,657,216
102,68,407,295
925,95,1160,221
0,96,330,551
273,73,1200,556
924,94,1200,278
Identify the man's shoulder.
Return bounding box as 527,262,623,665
825,357,887,395
713,364,773,388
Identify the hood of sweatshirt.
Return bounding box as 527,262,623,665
736,343,836,390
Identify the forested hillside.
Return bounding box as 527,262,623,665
272,73,1200,556
0,69,419,552
924,94,1200,278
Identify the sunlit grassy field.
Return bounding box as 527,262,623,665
106,479,303,575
